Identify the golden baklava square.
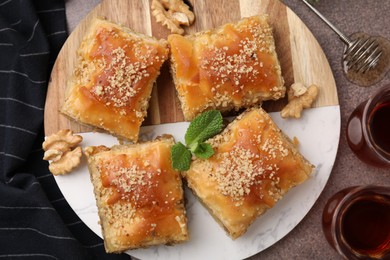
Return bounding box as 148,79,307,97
61,18,168,142
85,136,188,253
182,108,314,239
168,15,285,120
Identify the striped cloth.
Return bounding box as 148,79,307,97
0,0,129,259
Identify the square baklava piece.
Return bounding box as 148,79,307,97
62,18,168,142
168,15,285,120
182,108,314,239
85,136,188,253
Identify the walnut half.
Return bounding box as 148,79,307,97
42,129,83,175
151,0,195,34
280,83,319,119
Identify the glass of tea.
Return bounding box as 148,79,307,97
322,186,390,259
346,84,390,167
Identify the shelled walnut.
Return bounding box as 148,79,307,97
42,129,83,175
151,0,195,34
280,83,319,119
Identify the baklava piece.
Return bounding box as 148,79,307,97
168,15,285,120
62,18,169,142
182,108,314,239
85,136,188,253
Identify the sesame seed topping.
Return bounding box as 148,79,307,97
98,161,158,206
210,146,264,198
190,17,282,112
200,36,261,92
205,110,291,199
90,46,152,108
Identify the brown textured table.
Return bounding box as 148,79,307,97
65,0,390,259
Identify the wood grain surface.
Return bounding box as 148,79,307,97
44,0,338,135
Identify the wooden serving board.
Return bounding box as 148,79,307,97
44,0,338,136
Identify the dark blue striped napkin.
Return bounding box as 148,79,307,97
0,0,129,259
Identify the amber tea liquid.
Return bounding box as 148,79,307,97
368,100,390,155
341,194,390,257
322,186,390,259
346,85,390,167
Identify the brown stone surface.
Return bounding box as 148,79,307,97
65,0,390,259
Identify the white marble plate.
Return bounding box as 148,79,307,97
54,105,340,259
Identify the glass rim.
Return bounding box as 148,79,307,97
330,185,390,258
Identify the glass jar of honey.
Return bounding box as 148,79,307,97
322,186,390,259
346,84,390,167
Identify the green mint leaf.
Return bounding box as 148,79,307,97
193,142,214,159
171,142,192,171
185,110,223,147
188,142,199,153
171,110,224,171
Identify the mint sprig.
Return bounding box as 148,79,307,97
171,142,192,171
171,110,223,171
192,142,214,159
